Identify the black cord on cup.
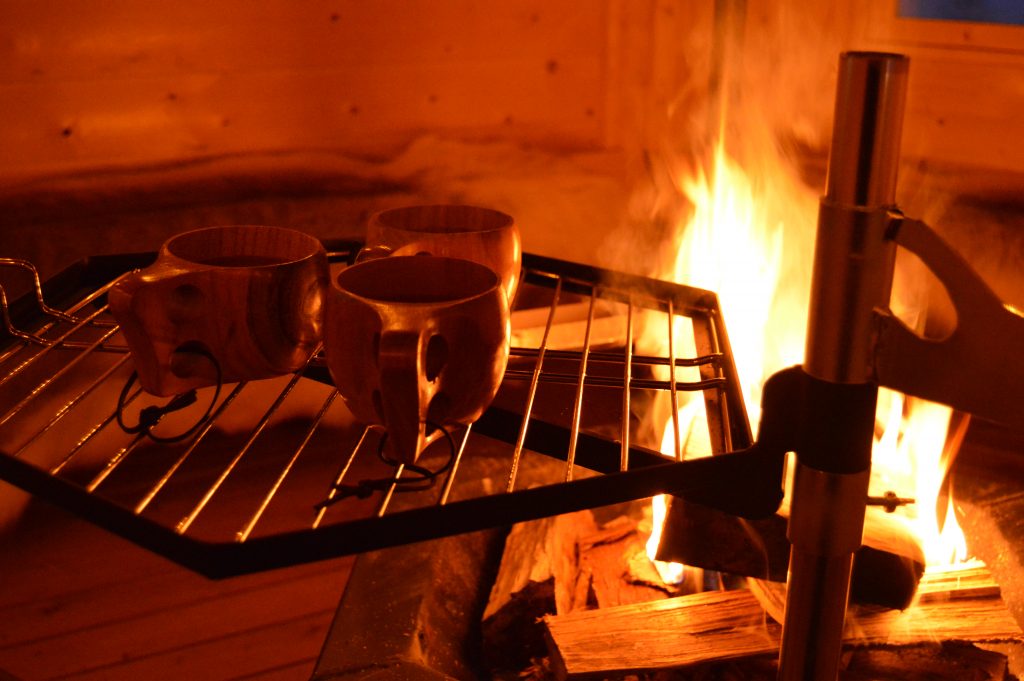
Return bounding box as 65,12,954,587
115,348,222,444
314,421,457,508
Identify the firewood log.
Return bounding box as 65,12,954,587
608,643,1016,681
656,499,925,610
483,509,677,675
544,565,1021,679
482,510,598,672
576,516,675,610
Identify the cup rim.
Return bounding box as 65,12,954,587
334,255,500,305
371,205,514,235
163,225,324,268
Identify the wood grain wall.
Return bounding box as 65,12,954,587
0,1,1019,187
0,0,630,182
855,1,1024,185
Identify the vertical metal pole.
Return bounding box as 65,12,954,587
777,52,909,681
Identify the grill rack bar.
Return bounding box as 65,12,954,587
0,244,752,578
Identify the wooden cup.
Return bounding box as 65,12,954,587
325,256,511,464
360,205,522,304
109,225,328,396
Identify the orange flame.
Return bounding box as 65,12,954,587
668,141,804,417
646,494,687,585
644,135,972,572
872,392,970,566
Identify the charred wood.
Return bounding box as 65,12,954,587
482,510,598,673
842,642,1014,681
656,499,925,610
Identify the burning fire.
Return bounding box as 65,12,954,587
872,393,970,566
645,134,972,576
667,139,806,421
646,494,687,585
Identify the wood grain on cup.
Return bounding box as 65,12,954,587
363,205,522,303
109,225,328,396
325,255,510,464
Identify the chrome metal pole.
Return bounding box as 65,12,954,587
777,52,909,681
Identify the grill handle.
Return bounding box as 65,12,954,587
875,215,1024,428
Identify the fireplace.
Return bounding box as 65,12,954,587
1,2,1023,680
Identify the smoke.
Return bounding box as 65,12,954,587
609,1,847,282
597,1,860,453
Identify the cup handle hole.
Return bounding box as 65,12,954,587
425,334,448,382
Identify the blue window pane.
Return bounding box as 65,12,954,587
898,0,1024,25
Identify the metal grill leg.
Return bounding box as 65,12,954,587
779,51,909,681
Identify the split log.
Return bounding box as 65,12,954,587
546,589,778,679
655,499,790,581
917,563,1002,601
482,509,598,672
576,516,676,610
483,509,677,675
544,565,1022,679
656,499,925,610
749,563,998,627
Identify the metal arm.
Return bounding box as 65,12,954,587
875,215,1024,428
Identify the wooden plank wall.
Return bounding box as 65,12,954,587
0,0,1018,194
737,0,1024,186
0,0,623,182
857,1,1024,180
0,0,1019,191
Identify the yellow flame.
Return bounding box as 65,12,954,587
646,137,809,572
644,136,973,572
659,398,712,460
871,395,970,566
670,142,788,416
646,495,687,585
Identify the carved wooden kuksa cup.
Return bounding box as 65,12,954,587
325,256,511,464
360,205,522,304
109,225,328,396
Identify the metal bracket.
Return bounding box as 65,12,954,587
874,215,1024,428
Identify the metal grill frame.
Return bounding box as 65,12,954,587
0,243,752,578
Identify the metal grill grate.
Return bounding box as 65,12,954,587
0,244,750,577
